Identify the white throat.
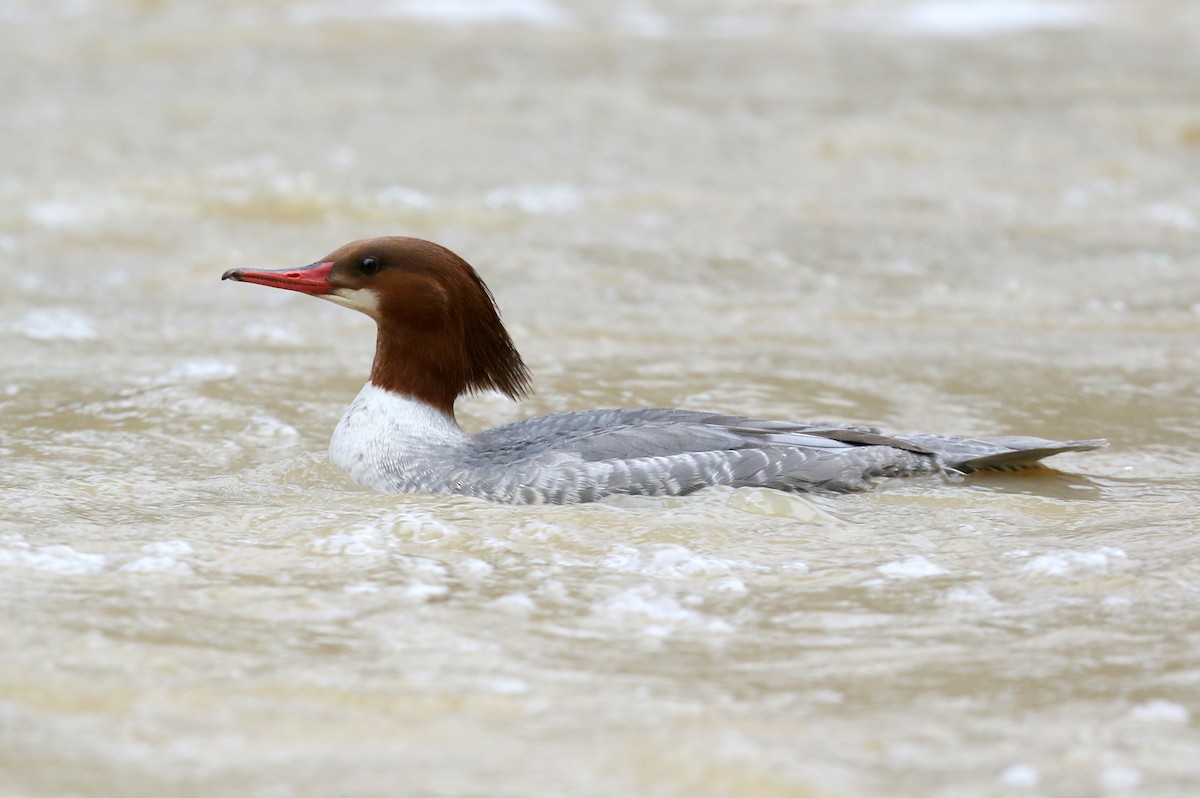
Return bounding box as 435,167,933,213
321,287,381,318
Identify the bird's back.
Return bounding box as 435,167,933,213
459,408,1103,503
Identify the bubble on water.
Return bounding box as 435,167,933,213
944,585,1000,606
456,558,495,581
613,4,671,38
1100,766,1141,790
17,308,97,341
240,322,298,344
376,185,436,209
601,543,745,579
164,360,240,382
401,581,449,602
710,577,748,595
591,585,734,636
0,544,106,575
310,527,389,556
142,540,195,556
999,763,1039,787
488,593,537,615
327,146,357,171
1144,203,1196,230
1019,547,1127,577
388,511,459,543
289,0,572,28
1129,700,1190,724
244,415,300,441
484,183,585,214
487,677,530,695
892,0,1094,38
120,556,194,575
699,13,773,38
27,199,96,228
727,486,834,522
877,555,948,579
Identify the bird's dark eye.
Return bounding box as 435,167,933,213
357,257,380,276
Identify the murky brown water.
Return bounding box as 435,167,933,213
3,1,1199,795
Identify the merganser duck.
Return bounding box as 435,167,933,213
222,236,1105,504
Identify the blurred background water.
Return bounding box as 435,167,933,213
2,0,1199,795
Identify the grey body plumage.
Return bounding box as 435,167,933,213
329,386,1105,504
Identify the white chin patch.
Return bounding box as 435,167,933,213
323,288,381,317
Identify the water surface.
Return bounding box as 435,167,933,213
2,1,1199,795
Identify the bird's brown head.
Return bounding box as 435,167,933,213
222,236,531,417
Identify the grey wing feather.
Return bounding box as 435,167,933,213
465,408,1106,502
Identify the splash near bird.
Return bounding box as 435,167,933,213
222,237,1105,504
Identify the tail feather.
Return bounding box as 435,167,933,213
900,434,1108,473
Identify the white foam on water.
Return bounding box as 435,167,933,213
510,519,564,542
710,576,748,595
999,763,1039,787
1100,766,1141,790
846,0,1096,38
309,526,389,556
59,0,93,18
592,585,734,635
387,511,459,544
898,0,1093,37
698,14,774,39
0,544,106,575
877,554,949,579
240,322,299,345
944,585,1000,606
488,592,537,615
164,360,240,382
1128,700,1190,724
141,540,194,556
727,486,835,522
484,183,585,214
487,677,530,694
601,543,744,579
27,198,99,229
326,146,357,171
376,185,437,209
612,4,672,38
17,308,97,342
1019,546,1127,577
25,188,146,230
401,581,450,602
290,0,571,28
119,556,194,575
455,557,495,581
1143,203,1196,230
394,555,449,583
243,415,301,441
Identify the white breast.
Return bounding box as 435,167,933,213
328,383,468,492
